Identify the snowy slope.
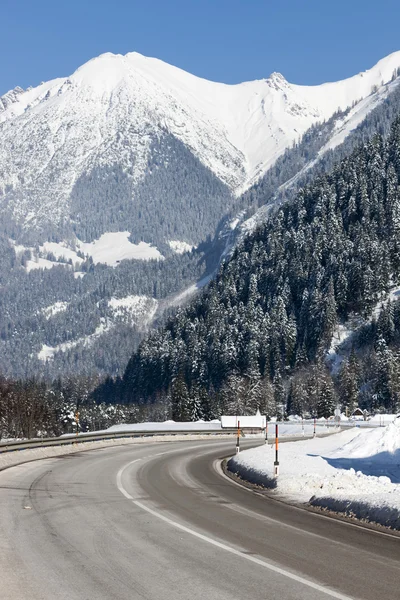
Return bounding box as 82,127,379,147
1,51,400,232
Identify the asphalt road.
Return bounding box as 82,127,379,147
0,439,399,600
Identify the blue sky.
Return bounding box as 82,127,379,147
1,0,400,95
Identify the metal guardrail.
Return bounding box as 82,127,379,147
0,429,238,454
0,419,384,454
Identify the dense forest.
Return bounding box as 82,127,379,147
0,374,169,440
97,116,400,421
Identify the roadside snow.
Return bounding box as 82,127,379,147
228,419,400,529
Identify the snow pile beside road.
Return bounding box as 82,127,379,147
228,421,400,529
337,417,400,457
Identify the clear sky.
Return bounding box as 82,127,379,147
1,0,400,95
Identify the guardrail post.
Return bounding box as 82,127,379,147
274,423,279,477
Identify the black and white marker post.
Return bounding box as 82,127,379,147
265,420,268,444
236,420,241,454
313,417,317,438
274,423,279,477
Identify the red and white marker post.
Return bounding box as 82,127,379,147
274,423,279,477
236,420,241,454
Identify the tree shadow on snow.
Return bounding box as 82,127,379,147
307,450,400,483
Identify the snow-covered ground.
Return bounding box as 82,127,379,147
168,240,194,254
11,232,163,274
326,282,400,373
41,241,84,265
108,295,158,326
41,302,69,319
38,319,111,361
77,232,163,265
228,418,400,530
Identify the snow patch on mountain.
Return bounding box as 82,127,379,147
108,295,158,326
38,320,111,361
41,302,69,319
326,282,400,374
168,240,194,254
76,232,163,266
25,257,62,272
41,241,84,265
0,86,25,113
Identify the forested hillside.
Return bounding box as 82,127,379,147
1,56,400,380
108,117,400,420
2,81,400,380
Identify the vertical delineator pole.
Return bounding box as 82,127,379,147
302,417,304,436
265,420,268,444
236,420,240,454
74,411,80,443
274,423,279,477
313,417,316,438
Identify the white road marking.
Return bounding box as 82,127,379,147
116,458,355,600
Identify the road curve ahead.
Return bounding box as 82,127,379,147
0,439,399,600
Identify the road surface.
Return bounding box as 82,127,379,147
0,439,399,600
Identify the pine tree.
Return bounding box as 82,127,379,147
171,374,191,421
338,349,360,415
317,373,336,418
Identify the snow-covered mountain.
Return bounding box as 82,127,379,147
1,50,400,246
2,50,400,380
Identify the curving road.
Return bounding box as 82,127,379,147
0,439,399,600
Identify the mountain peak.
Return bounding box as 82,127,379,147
0,86,25,113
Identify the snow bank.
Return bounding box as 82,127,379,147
228,420,400,530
